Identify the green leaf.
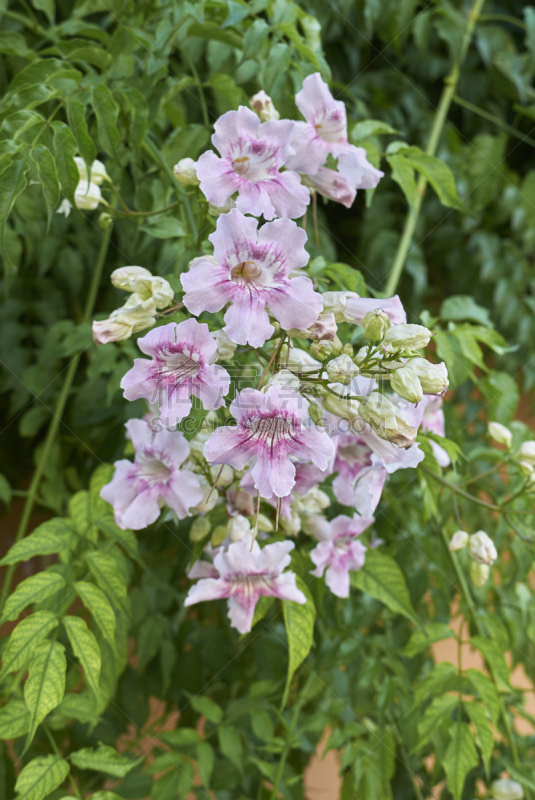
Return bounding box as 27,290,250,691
402,147,463,209
352,550,420,625
15,755,69,800
465,669,500,723
464,701,493,778
30,145,60,230
91,85,119,155
440,295,492,327
470,636,510,691
63,617,101,702
69,745,141,777
196,742,214,788
282,576,315,705
501,764,535,793
190,695,223,724
140,217,186,239
10,59,80,91
89,463,114,518
387,153,417,209
24,641,66,748
414,662,457,705
324,262,367,294
0,700,30,739
52,122,79,206
218,725,243,773
353,120,397,140
0,159,28,259
31,0,55,24
187,21,243,48
0,611,58,679
0,474,11,506
74,581,117,651
69,490,98,542
404,623,455,657
251,595,274,628
85,551,127,606
416,693,457,750
434,330,474,388
443,722,478,800
480,371,520,425
66,99,97,176
0,518,75,565
160,728,201,748
1,572,66,623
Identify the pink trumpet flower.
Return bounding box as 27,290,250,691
308,514,374,598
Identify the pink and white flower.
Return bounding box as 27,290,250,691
330,433,387,515
420,395,451,467
120,319,231,427
181,209,322,347
308,514,373,598
204,386,335,500
100,419,203,530
185,538,306,633
305,149,383,208
196,106,310,220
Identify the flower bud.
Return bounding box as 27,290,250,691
326,354,360,385
322,392,360,422
189,516,211,542
518,441,535,466
255,513,274,533
488,421,512,448
449,530,469,551
342,343,353,357
195,477,219,513
390,364,424,404
281,346,322,375
293,487,330,515
213,328,237,361
211,525,228,547
383,324,432,351
92,297,157,345
228,515,251,542
409,358,449,395
310,339,333,360
518,460,534,477
287,312,337,342
173,157,200,187
111,266,174,309
249,90,280,122
491,779,524,800
470,561,490,587
74,180,101,210
208,197,236,216
98,212,113,231
469,531,497,565
358,392,418,449
75,157,110,185
362,309,391,341
264,369,301,393
280,510,301,536
321,291,359,323
210,463,233,487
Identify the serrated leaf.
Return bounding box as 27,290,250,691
30,145,59,231
0,700,30,739
465,668,500,723
0,611,58,679
63,617,101,702
464,701,493,778
52,122,79,206
0,159,28,260
91,85,119,154
416,693,457,750
470,636,510,691
352,550,420,625
1,572,66,623
85,551,127,606
69,745,141,777
24,641,66,748
74,581,116,650
282,576,315,706
0,518,75,565
404,623,455,657
443,721,478,800
15,755,69,800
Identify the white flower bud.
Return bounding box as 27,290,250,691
92,295,157,345
293,487,330,515
491,779,524,800
322,392,361,422
409,358,449,395
74,157,110,185
518,460,534,477
208,197,236,216
264,369,301,393
213,329,237,361
228,515,251,542
326,354,360,385
74,180,101,210
321,291,359,323
210,464,233,487
280,510,301,536
189,516,211,542
250,90,280,122
173,157,200,187
383,324,432,351
449,530,469,551
256,513,274,533
518,441,535,466
358,392,418,449
287,312,338,342
280,346,322,375
310,339,334,360
195,476,219,513
469,531,497,565
488,421,512,448
362,309,391,341
390,364,424,404
111,266,174,310
470,561,490,587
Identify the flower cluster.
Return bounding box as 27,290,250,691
98,74,459,634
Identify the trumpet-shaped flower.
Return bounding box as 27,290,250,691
185,538,306,633
204,386,334,499
181,209,322,347
100,419,203,529
196,106,310,220
308,514,373,598
120,319,231,426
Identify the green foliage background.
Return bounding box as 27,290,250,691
0,1,535,800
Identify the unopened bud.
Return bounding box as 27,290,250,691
518,460,534,477
326,354,359,385
342,343,353,357
228,515,251,542
255,513,274,533
311,339,334,360
390,364,424,404
264,369,301,393
322,392,360,422
470,561,490,587
358,392,418,449
249,90,280,122
189,516,211,542
211,525,228,547
92,296,157,345
362,309,391,341
409,358,449,395
449,530,469,551
173,157,200,187
281,346,322,375
195,477,219,513
210,464,233,487
98,212,113,231
213,328,237,361
74,180,101,210
518,441,535,466
208,198,236,216
383,324,432,351
287,312,338,342
111,266,174,309
491,779,524,800
488,421,512,448
321,291,358,323
469,531,497,565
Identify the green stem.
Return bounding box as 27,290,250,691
421,466,534,514
142,138,198,241
0,225,112,614
453,95,535,148
479,13,525,28
384,0,486,297
270,674,314,800
108,200,182,218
